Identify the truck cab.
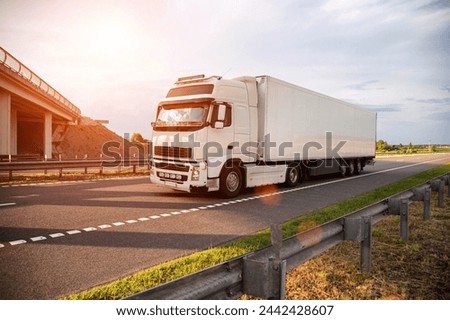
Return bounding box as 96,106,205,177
150,74,258,197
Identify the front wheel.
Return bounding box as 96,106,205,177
284,164,300,187
219,165,243,198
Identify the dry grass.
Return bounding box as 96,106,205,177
285,193,450,300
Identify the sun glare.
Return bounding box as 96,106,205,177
94,22,129,56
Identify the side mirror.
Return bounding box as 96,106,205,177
217,104,226,121
213,121,224,129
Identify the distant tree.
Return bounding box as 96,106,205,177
376,139,389,152
130,132,147,144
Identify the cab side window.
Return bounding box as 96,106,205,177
211,104,232,127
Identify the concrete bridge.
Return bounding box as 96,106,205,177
0,47,81,160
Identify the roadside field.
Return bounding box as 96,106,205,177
284,193,449,300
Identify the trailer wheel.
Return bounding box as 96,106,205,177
354,159,362,175
346,161,355,176
219,165,243,198
284,164,300,187
339,162,347,177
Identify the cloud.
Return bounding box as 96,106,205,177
1,0,449,144
441,86,450,93
346,80,382,91
362,104,402,113
416,98,450,105
427,110,450,121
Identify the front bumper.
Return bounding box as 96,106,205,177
149,159,208,192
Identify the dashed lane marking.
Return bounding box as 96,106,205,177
66,230,82,235
49,233,65,238
30,236,46,242
9,240,26,246
160,213,172,217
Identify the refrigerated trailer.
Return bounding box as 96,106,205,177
150,74,376,197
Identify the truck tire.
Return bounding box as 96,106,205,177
219,165,243,198
354,159,362,175
339,162,347,177
346,160,355,176
284,164,300,187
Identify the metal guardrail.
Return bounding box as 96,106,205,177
0,47,81,116
0,159,150,181
125,173,450,300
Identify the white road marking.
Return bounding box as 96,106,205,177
49,233,65,238
10,194,39,199
0,244,4,248
126,220,138,224
66,230,82,235
0,202,16,207
171,211,182,215
98,224,112,229
30,236,47,242
138,217,150,221
9,239,26,246
83,227,96,232
150,215,161,219
113,222,126,226
160,213,172,217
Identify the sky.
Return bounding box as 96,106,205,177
0,0,449,144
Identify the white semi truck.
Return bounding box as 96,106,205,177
150,74,376,197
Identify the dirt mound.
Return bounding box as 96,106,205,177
55,117,148,160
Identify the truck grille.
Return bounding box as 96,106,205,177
155,162,190,172
154,146,192,159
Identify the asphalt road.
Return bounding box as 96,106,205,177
1,153,449,299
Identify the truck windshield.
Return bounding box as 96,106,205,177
153,103,209,131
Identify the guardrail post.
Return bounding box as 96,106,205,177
447,174,450,198
423,187,431,220
243,225,286,299
361,216,372,273
270,224,286,300
412,186,431,220
344,216,373,273
400,199,410,241
438,178,445,208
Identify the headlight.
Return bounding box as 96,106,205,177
192,167,200,181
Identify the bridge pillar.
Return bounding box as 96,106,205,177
11,105,17,154
0,90,13,155
44,111,52,160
